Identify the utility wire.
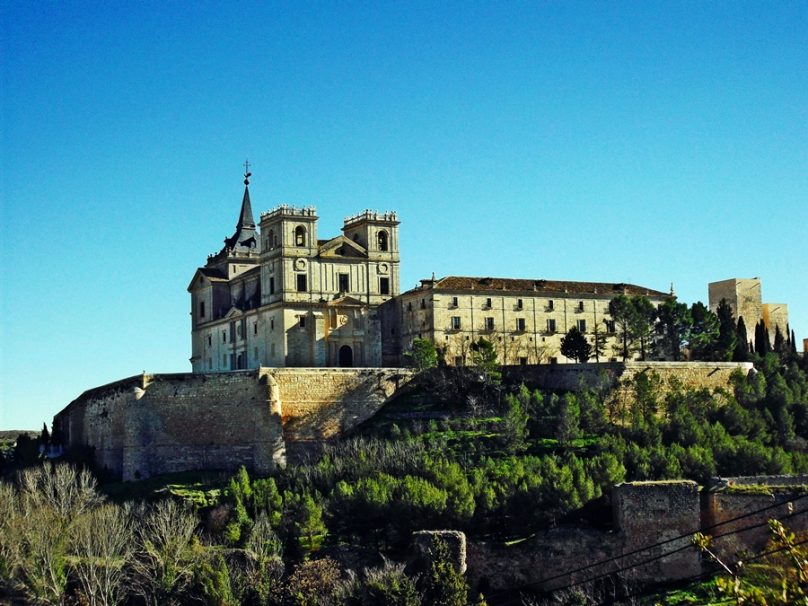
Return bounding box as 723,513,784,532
616,536,808,605
534,490,808,588
470,496,807,605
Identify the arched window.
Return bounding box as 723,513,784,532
377,230,388,251
267,229,274,249
295,226,307,247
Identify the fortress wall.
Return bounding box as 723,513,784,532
504,361,752,394
271,368,414,447
465,527,620,593
703,483,808,562
120,371,284,481
612,480,702,581
54,376,144,478
55,368,414,480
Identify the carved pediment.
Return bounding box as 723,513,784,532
318,235,367,258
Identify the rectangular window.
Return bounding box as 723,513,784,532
548,300,554,311
578,301,585,312
207,335,212,346
296,273,307,292
229,322,235,343
606,320,616,333
222,331,226,344
407,301,412,311
519,357,528,366
254,322,258,335
269,277,275,295
199,301,206,318
338,273,349,293
517,298,523,310
240,318,246,340
516,318,526,332
451,296,458,307
485,317,495,331
485,297,492,308
421,298,426,309
577,319,587,332
451,316,461,330
547,318,556,333
299,316,306,328
270,318,275,331
380,277,390,295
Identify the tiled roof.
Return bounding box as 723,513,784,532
425,276,668,297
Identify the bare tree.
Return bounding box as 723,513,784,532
70,502,134,606
129,499,200,606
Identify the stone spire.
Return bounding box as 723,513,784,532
222,162,258,253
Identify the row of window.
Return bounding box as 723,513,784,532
264,228,391,251
294,273,390,295
447,297,602,312
447,316,617,334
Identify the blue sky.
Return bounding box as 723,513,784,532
2,2,806,430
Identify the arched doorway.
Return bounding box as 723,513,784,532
338,345,353,368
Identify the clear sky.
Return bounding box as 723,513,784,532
1,2,806,430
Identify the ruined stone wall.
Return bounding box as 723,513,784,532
54,368,414,480
54,371,286,481
703,477,808,562
504,361,752,394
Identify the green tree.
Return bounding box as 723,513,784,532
591,321,608,362
689,302,720,360
609,295,635,361
470,338,501,387
656,297,691,360
714,298,737,361
630,296,657,361
734,316,751,361
404,338,438,371
420,537,468,606
560,326,592,363
501,392,529,452
295,493,327,550
555,393,581,445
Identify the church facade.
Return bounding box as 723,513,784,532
189,172,669,370
188,172,400,371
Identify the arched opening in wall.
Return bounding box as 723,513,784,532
295,226,307,247
267,229,274,249
377,230,388,251
339,345,353,368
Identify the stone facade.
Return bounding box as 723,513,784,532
708,277,788,345
53,368,414,481
384,276,670,366
190,174,679,370
189,175,400,372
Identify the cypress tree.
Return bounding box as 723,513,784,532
774,325,785,354
734,316,750,361
715,299,737,361
792,329,798,355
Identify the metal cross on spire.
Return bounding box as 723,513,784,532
243,159,252,185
